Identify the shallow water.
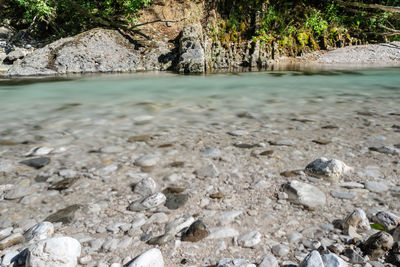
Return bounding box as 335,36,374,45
1,68,399,134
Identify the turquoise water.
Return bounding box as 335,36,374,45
1,68,399,129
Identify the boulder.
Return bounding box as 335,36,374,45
176,24,205,73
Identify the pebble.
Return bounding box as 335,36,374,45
181,220,209,242
25,146,54,157
207,227,239,239
0,227,13,240
228,130,249,136
339,182,364,189
363,231,394,260
269,139,295,146
164,192,188,210
330,190,356,199
203,147,221,158
299,250,323,266
0,233,24,249
24,221,54,242
19,157,51,169
284,180,326,209
218,211,243,225
4,186,33,200
237,230,261,248
44,204,81,224
26,236,81,267
365,181,389,193
373,211,399,231
135,154,159,171
272,244,290,257
259,254,279,267
196,161,219,179
134,177,157,196
369,145,400,155
1,250,19,266
128,192,166,211
287,232,303,244
134,115,154,125
127,248,164,267
321,253,348,267
305,157,352,182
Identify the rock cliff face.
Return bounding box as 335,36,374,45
176,25,205,73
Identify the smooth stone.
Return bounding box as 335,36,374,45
269,139,295,146
283,180,326,209
20,157,50,169
228,130,249,136
299,250,324,267
134,115,154,125
0,227,13,240
272,244,290,257
259,254,279,267
203,147,221,158
237,231,261,248
135,154,159,168
164,193,188,210
0,233,24,249
58,169,77,178
4,186,33,200
369,145,400,155
134,177,157,196
321,253,348,267
26,236,81,267
1,250,19,266
196,161,219,179
218,210,243,225
305,157,352,182
127,248,164,267
373,211,400,231
207,227,239,239
44,204,81,224
287,232,303,244
25,147,54,157
365,181,389,193
330,190,356,199
339,182,364,189
128,192,166,211
24,221,54,242
181,220,209,242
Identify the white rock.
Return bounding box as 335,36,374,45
128,248,164,267
135,154,159,167
238,231,261,248
365,181,389,193
321,253,348,267
24,222,54,243
26,236,81,267
25,146,54,157
207,227,239,239
228,130,249,136
134,177,157,196
196,161,219,179
134,115,154,125
339,182,364,189
218,211,243,225
284,180,326,209
305,157,353,182
287,232,303,244
1,250,19,267
299,250,324,267
0,227,13,240
259,254,279,267
128,192,166,211
271,244,290,257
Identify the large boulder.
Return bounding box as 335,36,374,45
4,28,174,76
176,24,205,73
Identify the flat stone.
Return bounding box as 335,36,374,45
164,192,188,210
196,161,219,179
181,220,209,242
373,211,400,231
0,227,13,240
4,185,33,200
128,192,166,211
134,115,154,125
228,130,249,136
365,181,389,193
339,182,364,189
238,231,261,248
25,146,54,157
259,254,279,267
207,227,239,239
202,147,221,158
369,145,400,155
321,253,348,267
20,157,50,169
0,233,24,249
135,154,159,168
284,180,326,209
218,211,243,225
269,139,295,146
127,248,164,267
330,190,356,199
26,236,81,267
305,157,352,182
272,244,290,257
128,135,151,142
44,204,81,224
24,221,54,242
299,250,324,267
344,248,365,263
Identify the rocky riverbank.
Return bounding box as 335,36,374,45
1,23,399,77
0,73,400,266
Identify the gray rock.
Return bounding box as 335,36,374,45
176,24,205,73
272,244,290,257
339,182,364,189
373,211,400,231
237,231,261,248
20,157,50,169
299,250,324,267
196,161,219,179
305,157,352,182
207,227,239,239
24,221,54,242
365,181,389,193
330,190,356,199
259,254,279,267
134,177,157,196
0,233,24,249
4,49,26,64
26,236,81,267
128,192,166,211
321,253,348,267
228,130,249,136
0,227,13,240
203,147,221,158
4,185,34,200
283,180,326,209
135,154,159,168
1,250,19,267
369,145,400,155
44,204,81,224
287,232,303,244
218,211,243,225
128,248,164,267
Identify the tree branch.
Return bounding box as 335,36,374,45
333,0,400,13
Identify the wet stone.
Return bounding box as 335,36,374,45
19,157,50,169
45,204,81,224
181,220,209,242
